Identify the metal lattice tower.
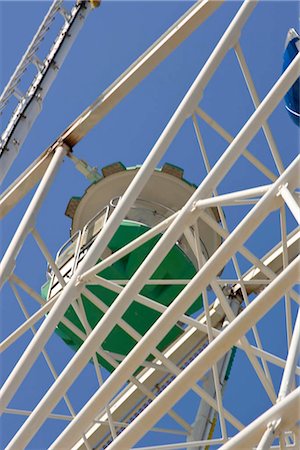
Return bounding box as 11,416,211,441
0,1,299,450
0,0,99,184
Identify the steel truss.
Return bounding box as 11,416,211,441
0,1,299,449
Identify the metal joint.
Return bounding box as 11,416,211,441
276,183,289,197
55,142,72,155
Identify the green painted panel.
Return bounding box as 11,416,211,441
43,221,203,373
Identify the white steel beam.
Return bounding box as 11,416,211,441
0,0,258,421
193,184,271,209
219,388,300,450
194,108,278,182
277,184,300,224
80,212,179,282
9,282,76,418
191,106,275,392
199,210,300,299
9,273,46,306
279,206,293,347
60,0,223,148
238,227,300,294
0,296,58,353
133,438,225,450
72,301,234,450
4,408,72,422
233,42,284,174
256,299,300,448
0,149,54,219
0,145,68,288
31,228,66,288
210,281,276,401
85,278,213,334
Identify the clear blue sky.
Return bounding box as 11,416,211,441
0,1,299,448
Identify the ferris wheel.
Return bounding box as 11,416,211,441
0,1,299,449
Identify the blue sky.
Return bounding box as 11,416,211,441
0,1,299,449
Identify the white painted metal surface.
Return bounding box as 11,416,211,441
1,1,299,449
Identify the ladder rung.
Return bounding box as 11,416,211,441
0,81,20,105
31,55,45,72
0,101,9,114
13,67,27,81
12,88,24,101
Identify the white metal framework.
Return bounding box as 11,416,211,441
0,1,299,450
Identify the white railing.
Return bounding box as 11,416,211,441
47,205,110,298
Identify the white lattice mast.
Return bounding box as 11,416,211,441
0,1,299,449
0,0,99,184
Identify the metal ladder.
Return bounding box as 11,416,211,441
0,0,99,184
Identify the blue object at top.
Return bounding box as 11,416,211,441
283,29,300,126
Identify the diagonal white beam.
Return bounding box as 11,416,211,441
91,276,300,376
0,291,87,354
192,226,229,441
278,184,300,224
211,281,276,401
194,107,277,182
234,42,284,174
191,111,275,390
89,275,216,334
219,387,300,450
193,184,271,209
58,0,224,148
80,212,179,283
73,297,117,440
279,206,293,348
0,145,67,288
31,228,66,288
198,210,300,301
9,282,76,418
0,150,53,220
94,345,194,434
80,285,243,432
9,273,46,306
276,302,300,402
0,296,57,353
133,438,225,450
